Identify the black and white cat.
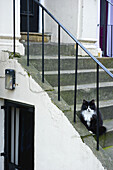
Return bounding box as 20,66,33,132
80,99,106,135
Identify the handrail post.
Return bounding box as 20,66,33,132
42,8,44,83
111,25,113,57
74,43,78,123
27,0,29,66
14,107,16,164
97,64,99,151
58,24,60,101
13,0,15,57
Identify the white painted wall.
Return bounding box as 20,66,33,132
44,0,101,56
0,0,101,56
0,0,24,55
79,0,98,41
0,51,105,170
44,0,78,43
77,0,102,56
44,0,98,42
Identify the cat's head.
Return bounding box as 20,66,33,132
81,99,96,112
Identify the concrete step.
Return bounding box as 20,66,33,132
29,55,113,126
91,119,113,161
44,69,113,87
29,56,113,71
23,43,76,56
20,32,51,42
29,55,113,121
58,82,113,105
103,146,113,160
99,119,113,148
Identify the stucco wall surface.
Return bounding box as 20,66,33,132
0,0,24,55
44,0,78,43
43,0,101,56
80,0,98,40
44,0,98,43
0,51,105,170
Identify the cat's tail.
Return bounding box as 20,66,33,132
91,126,106,136
99,126,106,136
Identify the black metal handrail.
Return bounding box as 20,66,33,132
13,0,113,151
106,0,113,6
35,1,113,152
34,0,113,78
35,0,113,151
13,0,15,57
27,0,29,66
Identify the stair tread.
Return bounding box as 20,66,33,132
54,82,113,91
28,55,113,60
103,119,113,131
29,55,113,71
43,68,113,75
104,146,113,160
28,55,91,59
71,99,113,111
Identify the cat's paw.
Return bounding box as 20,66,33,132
89,131,93,134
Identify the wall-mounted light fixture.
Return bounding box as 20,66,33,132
5,69,15,90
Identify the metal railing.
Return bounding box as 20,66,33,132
13,0,113,150
13,0,15,57
106,0,113,6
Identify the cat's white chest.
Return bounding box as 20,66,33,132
81,109,96,127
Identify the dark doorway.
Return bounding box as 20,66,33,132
4,100,34,170
20,0,39,32
100,0,108,56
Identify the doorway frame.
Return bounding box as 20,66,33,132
4,99,35,170
100,0,108,56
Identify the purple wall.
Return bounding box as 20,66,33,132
107,0,113,57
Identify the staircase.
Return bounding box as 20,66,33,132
19,41,113,168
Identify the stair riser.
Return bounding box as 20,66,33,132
24,42,113,68
60,86,113,105
45,72,113,86
98,58,113,68
100,106,113,120
24,43,76,56
99,130,113,148
30,58,113,71
20,33,51,42
30,58,96,71
77,105,113,121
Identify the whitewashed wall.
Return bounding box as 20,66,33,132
44,0,78,43
0,0,101,56
0,0,24,55
78,0,98,41
0,51,105,170
44,0,101,56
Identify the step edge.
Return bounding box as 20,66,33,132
42,68,113,75
53,82,113,91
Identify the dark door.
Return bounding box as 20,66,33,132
100,0,108,56
4,100,34,170
20,0,39,32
